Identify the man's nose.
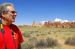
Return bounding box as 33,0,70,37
13,13,17,16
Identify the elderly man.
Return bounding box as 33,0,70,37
0,3,23,49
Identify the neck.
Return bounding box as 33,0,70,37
2,19,12,25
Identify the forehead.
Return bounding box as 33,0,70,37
6,6,15,11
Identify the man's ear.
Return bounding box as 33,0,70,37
1,12,4,17
1,12,6,17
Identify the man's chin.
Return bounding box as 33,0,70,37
12,21,15,22
12,20,15,22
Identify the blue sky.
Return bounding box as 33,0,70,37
0,0,75,25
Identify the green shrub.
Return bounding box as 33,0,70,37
46,37,58,47
35,37,58,48
21,42,34,49
28,37,37,47
24,43,34,49
35,39,47,48
23,32,30,37
65,37,75,46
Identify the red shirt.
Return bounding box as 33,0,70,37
0,24,23,49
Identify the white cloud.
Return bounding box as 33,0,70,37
39,18,69,25
41,21,48,25
63,20,69,22
54,18,62,22
54,18,69,23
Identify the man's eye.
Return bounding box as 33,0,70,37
11,11,17,14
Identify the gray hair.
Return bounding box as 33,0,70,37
0,3,13,13
0,3,13,17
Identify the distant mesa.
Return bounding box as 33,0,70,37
17,18,75,28
31,18,75,28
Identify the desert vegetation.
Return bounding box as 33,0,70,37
18,24,75,49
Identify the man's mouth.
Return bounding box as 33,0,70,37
12,16,16,19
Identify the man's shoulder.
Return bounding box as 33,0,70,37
11,24,17,27
11,24,19,30
11,24,18,28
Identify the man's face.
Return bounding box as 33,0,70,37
2,6,17,23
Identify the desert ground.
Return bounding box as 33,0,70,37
18,25,75,49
